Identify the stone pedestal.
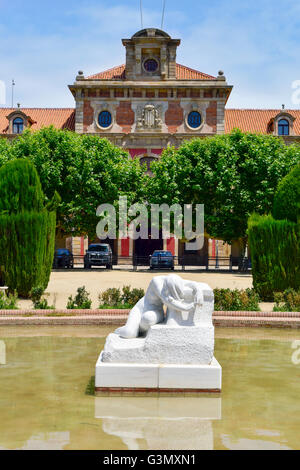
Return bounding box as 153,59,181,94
102,324,214,365
95,276,221,393
96,323,221,393
95,354,222,393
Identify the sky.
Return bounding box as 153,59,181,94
0,0,299,109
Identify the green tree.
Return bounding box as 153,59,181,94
247,214,299,300
0,159,58,297
147,130,300,246
272,163,300,223
0,127,145,237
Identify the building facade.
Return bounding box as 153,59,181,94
0,28,299,261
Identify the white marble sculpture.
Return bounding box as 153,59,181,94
101,274,215,365
115,275,209,338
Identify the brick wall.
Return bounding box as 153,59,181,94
116,101,134,133
165,101,184,133
99,89,110,97
206,101,217,132
81,97,219,135
83,100,94,131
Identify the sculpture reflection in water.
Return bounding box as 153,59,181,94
95,396,221,450
0,340,6,365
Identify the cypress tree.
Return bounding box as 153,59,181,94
248,165,300,300
0,159,58,297
272,163,300,224
248,214,299,300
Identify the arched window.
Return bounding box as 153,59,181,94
139,156,157,173
13,117,24,134
278,119,289,136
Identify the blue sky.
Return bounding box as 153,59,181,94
0,0,299,109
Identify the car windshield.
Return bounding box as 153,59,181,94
152,251,173,257
88,245,109,252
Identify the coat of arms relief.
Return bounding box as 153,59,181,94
136,104,163,130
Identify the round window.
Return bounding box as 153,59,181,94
187,111,202,129
98,111,112,128
144,59,159,73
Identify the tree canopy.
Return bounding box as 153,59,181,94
147,129,300,243
0,127,299,243
0,159,57,297
0,127,145,237
272,163,300,224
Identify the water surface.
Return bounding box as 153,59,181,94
0,326,299,450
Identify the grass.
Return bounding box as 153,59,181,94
98,304,131,310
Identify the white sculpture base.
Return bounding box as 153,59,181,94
95,353,222,393
96,276,221,393
101,324,215,365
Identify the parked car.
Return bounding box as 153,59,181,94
53,249,74,269
150,250,174,270
84,244,113,269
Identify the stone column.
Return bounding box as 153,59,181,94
75,97,84,134
216,100,225,134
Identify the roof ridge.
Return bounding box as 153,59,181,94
93,64,125,73
176,63,215,78
0,107,75,111
88,62,216,80
226,108,300,112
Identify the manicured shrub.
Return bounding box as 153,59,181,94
99,285,145,309
273,288,300,312
0,159,58,297
99,288,122,308
98,285,260,310
31,286,44,304
248,214,299,301
0,157,44,213
0,291,18,310
213,288,260,311
67,286,92,309
272,164,300,223
31,286,55,310
121,285,145,307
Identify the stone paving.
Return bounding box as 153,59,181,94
17,269,254,310
0,310,299,328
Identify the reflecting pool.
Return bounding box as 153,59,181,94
0,326,299,450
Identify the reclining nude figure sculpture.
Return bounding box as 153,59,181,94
96,274,222,391
115,274,208,339
100,274,216,366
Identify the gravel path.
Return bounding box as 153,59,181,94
17,269,254,310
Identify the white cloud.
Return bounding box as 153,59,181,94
0,0,299,108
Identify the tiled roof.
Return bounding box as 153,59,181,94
225,109,300,135
1,107,299,136
88,64,126,80
88,63,216,80
176,64,216,80
0,108,75,134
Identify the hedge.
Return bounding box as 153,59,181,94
0,159,57,297
248,214,299,300
272,163,300,223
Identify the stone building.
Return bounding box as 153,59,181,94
0,28,299,262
